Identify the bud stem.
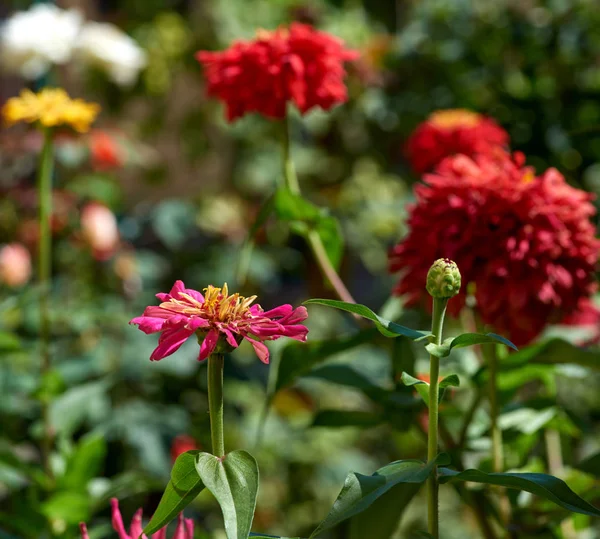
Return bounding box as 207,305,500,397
427,297,448,539
208,353,225,457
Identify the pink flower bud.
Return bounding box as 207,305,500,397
80,203,119,259
0,243,31,287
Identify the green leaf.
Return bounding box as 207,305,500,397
303,299,431,340
426,333,517,358
312,410,383,428
273,188,322,224
439,468,600,516
400,373,459,406
501,338,600,371
276,329,377,392
309,454,450,538
143,450,204,535
41,491,90,524
60,434,106,490
304,365,386,395
348,476,418,539
195,450,259,539
249,535,301,538
0,332,21,351
577,452,600,478
315,216,344,270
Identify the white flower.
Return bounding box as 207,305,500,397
0,4,82,79
76,22,147,87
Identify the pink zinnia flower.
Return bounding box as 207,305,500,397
130,281,308,364
79,498,194,539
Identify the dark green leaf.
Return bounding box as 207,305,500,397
312,410,383,428
303,299,431,340
276,329,377,392
501,338,600,371
304,365,385,395
400,373,459,406
309,454,450,537
143,451,204,535
577,452,600,478
195,450,259,539
439,468,600,516
249,535,301,538
426,333,517,358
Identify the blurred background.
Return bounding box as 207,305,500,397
2,0,600,538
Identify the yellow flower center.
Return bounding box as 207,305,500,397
429,109,481,129
160,284,257,323
2,88,100,133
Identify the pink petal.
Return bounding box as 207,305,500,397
223,328,239,348
150,327,193,361
129,509,144,539
199,328,220,361
130,316,167,334
186,317,210,331
169,280,186,298
111,498,131,539
79,523,90,539
184,519,194,538
183,287,205,303
151,529,167,539
261,305,292,318
284,306,308,324
172,514,188,539
245,337,270,364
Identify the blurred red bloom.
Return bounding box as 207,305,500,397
0,243,31,287
79,498,193,539
404,109,509,174
196,23,358,121
170,434,199,463
130,281,308,364
389,151,600,346
90,130,124,170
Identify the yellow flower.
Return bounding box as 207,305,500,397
2,88,100,133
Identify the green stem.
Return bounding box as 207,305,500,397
427,297,447,539
208,354,225,457
488,345,503,473
38,127,54,479
281,111,356,305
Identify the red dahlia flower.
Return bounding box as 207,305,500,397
389,152,600,345
404,109,509,174
80,498,193,539
130,281,308,364
196,23,358,121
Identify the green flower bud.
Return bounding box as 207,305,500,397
426,258,461,299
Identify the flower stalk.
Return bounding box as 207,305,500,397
427,296,448,539
38,127,54,478
208,353,225,457
281,111,356,305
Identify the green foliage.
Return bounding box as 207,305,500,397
425,333,517,359
304,299,431,340
439,468,600,517
195,450,259,539
309,455,451,537
143,451,205,535
400,373,459,407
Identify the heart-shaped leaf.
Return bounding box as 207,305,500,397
439,468,600,516
309,454,450,537
195,450,259,539
426,333,517,359
143,450,204,535
304,299,431,340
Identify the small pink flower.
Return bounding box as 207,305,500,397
80,498,194,539
80,202,119,259
0,243,31,287
130,281,308,364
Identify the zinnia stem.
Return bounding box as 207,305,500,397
281,111,356,305
208,353,225,457
38,127,54,478
427,297,447,539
